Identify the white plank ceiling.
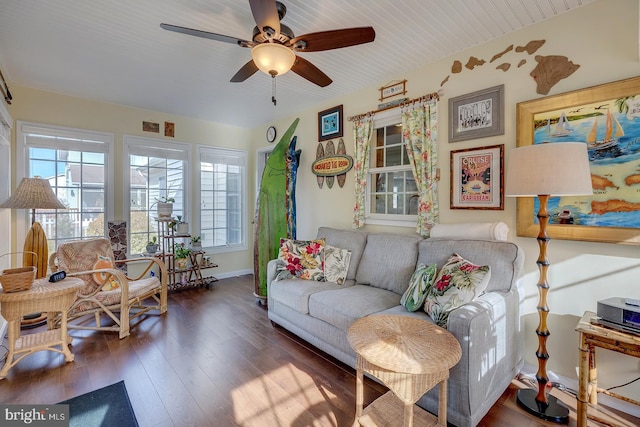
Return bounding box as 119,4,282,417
0,0,595,128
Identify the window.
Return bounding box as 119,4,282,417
17,122,114,252
199,146,247,252
366,111,418,226
124,136,189,254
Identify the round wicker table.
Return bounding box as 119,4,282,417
347,315,462,427
0,277,83,379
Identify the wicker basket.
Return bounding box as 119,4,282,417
0,267,36,293
0,252,38,293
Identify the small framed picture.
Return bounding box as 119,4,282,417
318,105,343,141
450,144,504,210
449,85,504,142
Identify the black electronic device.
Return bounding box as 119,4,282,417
597,297,640,334
49,271,66,282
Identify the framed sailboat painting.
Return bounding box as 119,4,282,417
516,75,640,244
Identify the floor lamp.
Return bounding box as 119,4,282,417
0,177,66,278
505,142,592,423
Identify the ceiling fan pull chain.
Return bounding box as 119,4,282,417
272,75,277,106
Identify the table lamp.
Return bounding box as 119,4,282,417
505,142,593,422
0,177,66,279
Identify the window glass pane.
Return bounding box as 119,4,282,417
127,146,186,253
26,130,109,249
385,146,403,167
199,147,246,250
385,125,402,145
366,116,417,221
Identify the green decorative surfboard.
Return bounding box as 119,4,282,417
253,118,300,303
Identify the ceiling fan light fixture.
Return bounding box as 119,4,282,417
251,43,296,77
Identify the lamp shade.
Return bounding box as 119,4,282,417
251,43,296,77
505,142,593,197
0,177,66,209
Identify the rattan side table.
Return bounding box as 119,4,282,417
347,315,462,427
0,277,83,379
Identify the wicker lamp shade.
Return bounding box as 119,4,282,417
0,177,66,211
0,177,65,281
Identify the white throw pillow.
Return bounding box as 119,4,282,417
323,244,351,285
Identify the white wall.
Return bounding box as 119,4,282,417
250,0,640,402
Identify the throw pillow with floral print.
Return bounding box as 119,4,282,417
424,253,491,327
275,238,325,281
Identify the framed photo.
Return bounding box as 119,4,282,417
318,105,343,141
516,75,640,244
449,85,504,142
450,144,504,210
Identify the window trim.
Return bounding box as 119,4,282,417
16,121,115,247
123,135,191,255
364,109,418,228
197,144,248,254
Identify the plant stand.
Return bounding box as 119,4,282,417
155,218,217,291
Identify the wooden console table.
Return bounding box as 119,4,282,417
0,277,84,379
575,311,640,427
347,315,462,427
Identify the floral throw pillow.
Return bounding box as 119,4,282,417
323,244,351,285
275,238,325,281
400,263,437,312
424,253,491,327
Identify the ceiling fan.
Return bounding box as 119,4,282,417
160,0,375,88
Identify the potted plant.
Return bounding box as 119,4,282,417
173,242,191,269
152,196,175,218
145,236,159,254
190,235,202,250
168,215,188,234
175,215,189,235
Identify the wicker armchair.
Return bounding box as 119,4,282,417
48,237,168,339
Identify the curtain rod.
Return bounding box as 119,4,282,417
347,89,444,122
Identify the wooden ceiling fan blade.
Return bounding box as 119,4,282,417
249,0,280,36
160,23,254,47
291,56,332,87
288,27,375,52
230,60,259,82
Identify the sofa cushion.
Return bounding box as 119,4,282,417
270,278,345,314
418,239,523,293
316,227,367,281
400,263,437,312
275,238,325,281
424,253,491,327
355,233,422,295
309,285,400,331
323,244,351,285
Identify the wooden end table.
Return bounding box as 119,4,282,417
575,311,640,427
347,315,462,427
0,277,83,379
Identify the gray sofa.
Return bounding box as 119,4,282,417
267,227,525,427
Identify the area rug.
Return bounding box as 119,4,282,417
59,380,139,427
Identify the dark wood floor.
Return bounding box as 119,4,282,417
1,275,638,426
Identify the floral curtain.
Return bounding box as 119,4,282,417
401,98,439,236
352,117,373,228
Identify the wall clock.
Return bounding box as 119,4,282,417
266,126,276,143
